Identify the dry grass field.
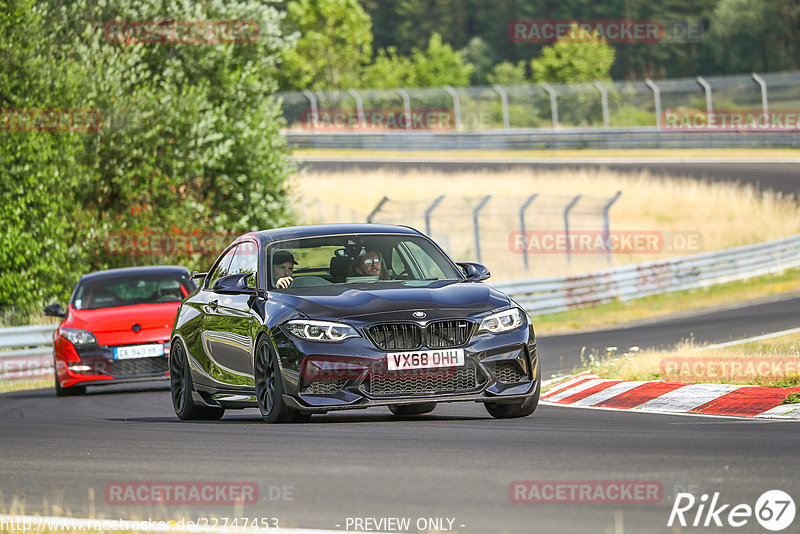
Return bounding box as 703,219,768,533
290,168,800,281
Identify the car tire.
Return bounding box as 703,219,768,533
54,371,86,397
170,338,225,421
388,403,436,416
484,361,541,419
254,336,307,423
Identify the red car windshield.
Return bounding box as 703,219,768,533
72,275,192,310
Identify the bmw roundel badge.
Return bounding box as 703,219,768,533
413,311,426,318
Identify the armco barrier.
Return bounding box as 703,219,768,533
284,128,800,150
493,233,800,315
0,324,56,381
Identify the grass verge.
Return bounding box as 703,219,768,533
0,379,52,393
579,332,800,389
532,267,800,334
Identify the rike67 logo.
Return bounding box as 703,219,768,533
668,490,795,531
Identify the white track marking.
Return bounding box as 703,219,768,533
694,326,800,351
545,378,610,402
634,383,743,412
0,514,359,534
756,404,800,419
570,380,649,406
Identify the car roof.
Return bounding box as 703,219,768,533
241,224,423,244
78,265,190,283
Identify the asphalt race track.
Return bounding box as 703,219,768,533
2,295,799,534
296,158,800,196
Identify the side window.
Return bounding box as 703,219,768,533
391,246,411,278
228,241,258,287
206,246,237,289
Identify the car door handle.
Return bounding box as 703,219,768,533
208,300,218,309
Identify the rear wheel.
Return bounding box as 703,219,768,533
170,339,224,421
484,362,541,419
254,337,308,423
389,403,436,416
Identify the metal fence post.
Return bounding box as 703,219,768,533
540,83,559,128
366,196,389,223
473,195,493,263
347,88,365,129
396,88,412,131
564,195,582,263
493,84,510,129
602,191,622,264
424,195,446,236
752,73,769,116
444,86,462,130
696,76,713,114
302,90,317,130
593,81,610,129
519,193,539,271
645,79,662,129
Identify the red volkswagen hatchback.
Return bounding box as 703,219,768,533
45,266,197,396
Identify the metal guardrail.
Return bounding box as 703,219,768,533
493,233,800,316
284,127,800,150
0,324,56,381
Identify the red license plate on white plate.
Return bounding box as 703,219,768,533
386,348,465,371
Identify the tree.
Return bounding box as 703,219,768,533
709,0,800,72
487,61,528,85
0,0,91,317
0,0,296,318
460,37,497,85
530,24,615,84
279,0,373,89
407,33,474,87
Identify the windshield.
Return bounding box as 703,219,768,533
72,273,195,310
268,234,462,290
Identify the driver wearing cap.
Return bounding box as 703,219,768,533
272,250,298,289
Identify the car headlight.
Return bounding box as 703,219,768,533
60,328,98,346
478,308,525,334
284,320,360,342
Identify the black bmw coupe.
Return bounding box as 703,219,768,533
170,224,540,422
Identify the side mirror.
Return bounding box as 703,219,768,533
213,272,255,294
44,303,67,317
458,262,491,282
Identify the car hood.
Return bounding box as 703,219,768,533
270,280,510,321
65,303,180,346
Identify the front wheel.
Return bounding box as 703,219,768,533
54,370,85,397
170,338,224,421
254,337,308,423
484,362,540,419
